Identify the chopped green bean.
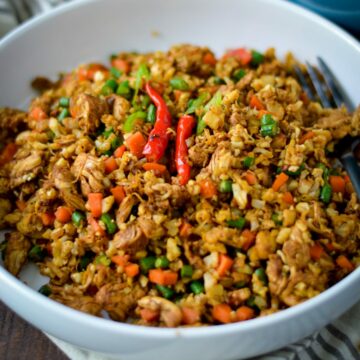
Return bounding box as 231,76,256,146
170,77,189,91
100,213,117,234
59,97,70,108
72,210,85,227
58,108,70,122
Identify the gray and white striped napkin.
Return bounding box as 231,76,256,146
1,1,360,359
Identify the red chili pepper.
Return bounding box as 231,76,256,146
175,114,196,185
143,82,172,162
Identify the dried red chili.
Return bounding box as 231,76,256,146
143,82,172,162
175,114,196,185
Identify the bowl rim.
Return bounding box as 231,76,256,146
291,0,360,16
0,0,360,339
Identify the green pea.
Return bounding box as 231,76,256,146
251,50,265,65
38,284,51,297
243,156,254,169
140,256,156,273
155,256,170,269
156,285,175,299
72,211,85,227
254,268,268,284
59,97,70,108
100,213,117,234
181,265,193,278
233,69,246,82
219,180,233,193
190,280,204,295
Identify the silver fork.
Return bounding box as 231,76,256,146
294,58,360,198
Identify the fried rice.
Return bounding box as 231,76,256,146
0,44,359,327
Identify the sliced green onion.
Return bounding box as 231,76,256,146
38,284,51,297
141,95,151,108
254,268,268,284
271,212,283,226
243,156,254,169
190,280,204,294
134,64,150,99
260,114,279,137
170,77,189,91
123,111,147,133
140,256,156,273
251,50,265,65
58,108,70,122
205,91,222,111
103,127,114,139
320,183,332,204
110,67,122,79
316,163,329,181
28,245,46,262
116,80,132,99
100,213,117,234
284,164,304,177
59,97,70,108
72,210,85,227
213,76,226,85
95,253,111,266
111,136,122,151
185,92,210,114
219,180,233,193
147,104,156,125
233,69,246,82
156,285,175,299
181,265,193,278
227,217,246,229
78,251,93,271
155,256,170,269
196,117,207,135
101,79,118,95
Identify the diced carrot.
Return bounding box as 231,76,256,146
104,157,118,174
114,144,126,158
181,306,200,325
87,193,103,218
326,242,336,251
249,95,265,110
199,179,217,199
241,229,257,251
245,171,257,185
283,191,294,205
223,48,252,65
174,90,184,102
142,162,167,175
16,200,27,212
111,58,130,74
55,206,72,223
88,216,106,236
148,269,178,285
272,172,289,192
78,63,109,81
111,186,126,204
310,244,324,261
299,131,315,144
203,52,217,66
126,131,147,158
179,221,192,238
236,306,255,321
212,304,232,324
29,106,47,120
299,91,309,104
40,212,55,226
140,308,159,322
0,143,17,166
111,255,130,267
344,175,350,183
336,255,354,271
125,263,140,277
329,175,346,194
217,253,234,277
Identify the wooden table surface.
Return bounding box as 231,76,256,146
0,301,69,360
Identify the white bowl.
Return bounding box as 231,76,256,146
0,1,360,359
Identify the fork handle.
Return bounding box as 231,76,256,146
341,153,360,199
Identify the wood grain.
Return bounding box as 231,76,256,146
0,301,68,360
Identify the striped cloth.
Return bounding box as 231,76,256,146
1,1,360,359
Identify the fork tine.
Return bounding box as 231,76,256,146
293,64,316,101
317,57,354,112
305,62,332,108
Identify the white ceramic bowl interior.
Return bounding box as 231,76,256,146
0,1,360,359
